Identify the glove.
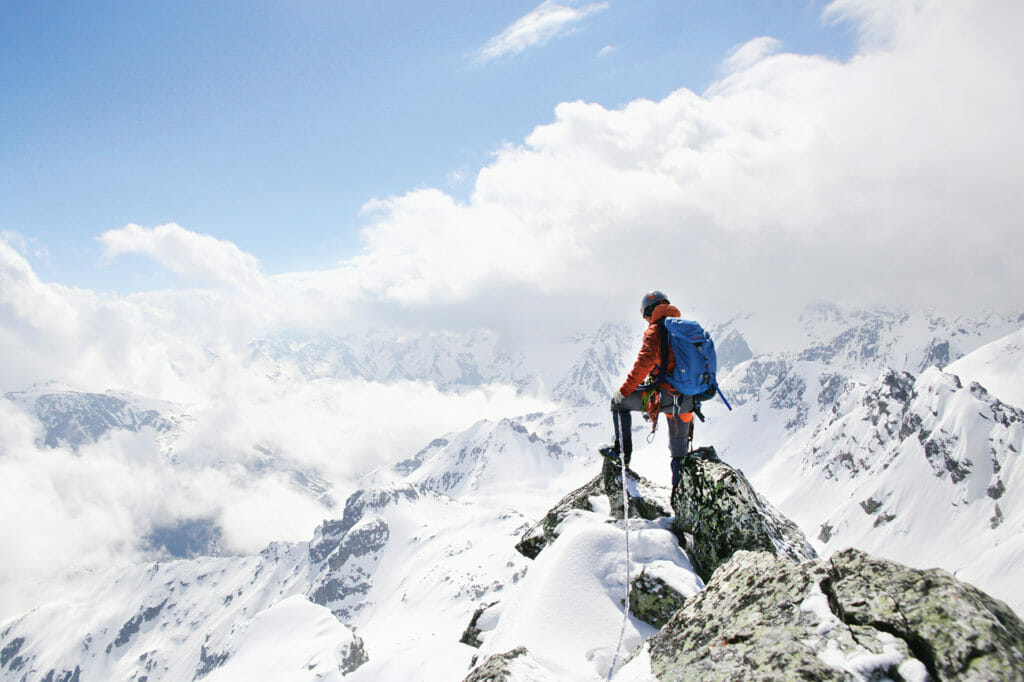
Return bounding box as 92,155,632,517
611,390,626,405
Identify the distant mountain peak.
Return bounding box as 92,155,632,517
4,386,184,449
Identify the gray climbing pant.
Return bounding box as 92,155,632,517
610,387,693,486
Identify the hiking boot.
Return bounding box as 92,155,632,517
599,443,631,468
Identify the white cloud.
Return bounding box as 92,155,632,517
478,1,609,63
723,36,783,73
357,0,1024,327
0,361,557,581
100,223,266,293
7,0,1022,388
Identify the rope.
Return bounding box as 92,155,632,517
606,442,632,680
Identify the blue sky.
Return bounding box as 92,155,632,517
2,1,855,291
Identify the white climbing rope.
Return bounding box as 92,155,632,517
606,448,633,681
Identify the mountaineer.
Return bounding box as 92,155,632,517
600,290,728,487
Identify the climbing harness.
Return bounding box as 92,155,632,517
644,389,692,445
606,409,633,681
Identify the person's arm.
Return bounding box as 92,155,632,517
618,325,660,396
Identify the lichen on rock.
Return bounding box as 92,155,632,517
670,456,816,581
629,570,688,629
823,547,1024,681
648,548,1024,681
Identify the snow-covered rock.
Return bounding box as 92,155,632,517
946,327,1024,409
515,459,671,560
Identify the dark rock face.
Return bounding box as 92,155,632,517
0,637,26,673
649,549,1024,681
514,475,602,559
461,601,500,649
919,338,951,371
144,518,223,559
339,635,369,675
601,458,672,522
671,457,816,582
818,373,847,411
716,330,754,371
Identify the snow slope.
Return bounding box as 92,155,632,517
471,513,701,681
946,327,1024,409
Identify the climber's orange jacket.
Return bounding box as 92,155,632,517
619,302,682,396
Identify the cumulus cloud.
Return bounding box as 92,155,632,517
100,223,266,293
478,0,609,62
358,0,1024,329
1,227,558,577
66,0,1020,347
6,0,1022,393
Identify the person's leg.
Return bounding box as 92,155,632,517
663,393,694,488
667,414,693,488
603,390,645,467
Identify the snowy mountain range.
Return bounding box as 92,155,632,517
250,329,535,393
2,304,1022,680
4,385,184,451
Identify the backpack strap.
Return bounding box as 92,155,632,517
654,318,670,386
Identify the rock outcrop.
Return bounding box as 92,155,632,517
601,457,673,521
514,460,670,559
629,570,688,629
492,447,1024,681
462,646,539,682
649,548,1024,681
671,454,817,581
514,474,605,559
308,486,418,619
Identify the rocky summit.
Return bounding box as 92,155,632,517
648,548,1024,681
495,446,1024,681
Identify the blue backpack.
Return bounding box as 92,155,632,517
657,318,732,411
